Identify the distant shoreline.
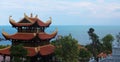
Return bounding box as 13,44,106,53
0,25,120,45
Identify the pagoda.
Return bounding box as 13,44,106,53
0,13,57,62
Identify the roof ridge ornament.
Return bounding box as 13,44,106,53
30,13,33,17
46,17,52,24
34,33,36,36
9,16,16,24
37,46,40,52
24,13,28,18
35,15,38,18
24,13,33,23
9,16,13,21
51,28,58,35
9,16,12,19
35,47,38,53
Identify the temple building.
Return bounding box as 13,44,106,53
0,13,57,62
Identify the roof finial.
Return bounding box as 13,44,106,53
9,16,12,19
31,13,33,17
24,13,28,17
35,14,38,18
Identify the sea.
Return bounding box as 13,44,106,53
0,25,120,45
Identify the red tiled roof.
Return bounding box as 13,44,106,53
39,45,55,56
25,47,37,56
0,47,10,55
0,47,37,56
38,31,57,40
2,32,35,40
9,15,51,27
2,29,57,40
0,44,55,56
9,19,34,26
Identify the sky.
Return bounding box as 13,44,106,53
0,0,120,25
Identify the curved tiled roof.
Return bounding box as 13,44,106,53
25,47,37,56
38,29,57,40
0,44,55,56
9,19,34,26
2,32,36,40
2,29,57,40
39,44,55,56
0,46,10,55
9,14,51,27
0,46,37,56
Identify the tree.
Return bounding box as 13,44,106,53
51,34,79,62
102,34,114,54
10,44,28,62
88,28,103,62
0,45,9,49
79,48,91,62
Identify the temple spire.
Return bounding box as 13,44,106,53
9,16,12,19
9,16,12,21
35,15,38,18
31,13,33,17
24,13,28,17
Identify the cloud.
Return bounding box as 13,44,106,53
0,0,120,25
97,0,104,3
0,0,119,15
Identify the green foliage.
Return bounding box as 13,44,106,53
79,48,91,62
87,28,114,61
85,43,103,56
85,44,93,54
88,28,102,54
102,34,114,43
10,44,28,62
87,28,103,61
51,34,79,62
102,34,114,54
79,48,91,59
0,45,10,49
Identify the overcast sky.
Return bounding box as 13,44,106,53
0,0,120,25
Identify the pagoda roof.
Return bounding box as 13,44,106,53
2,29,57,40
0,44,55,56
0,46,10,55
9,14,51,27
24,47,37,56
39,44,55,56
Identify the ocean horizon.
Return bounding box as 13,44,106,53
0,25,120,45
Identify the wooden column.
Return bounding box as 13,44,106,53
10,56,13,62
43,27,45,32
3,55,6,62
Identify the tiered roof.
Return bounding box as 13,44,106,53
2,29,57,40
0,44,55,56
9,13,51,27
1,13,57,57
